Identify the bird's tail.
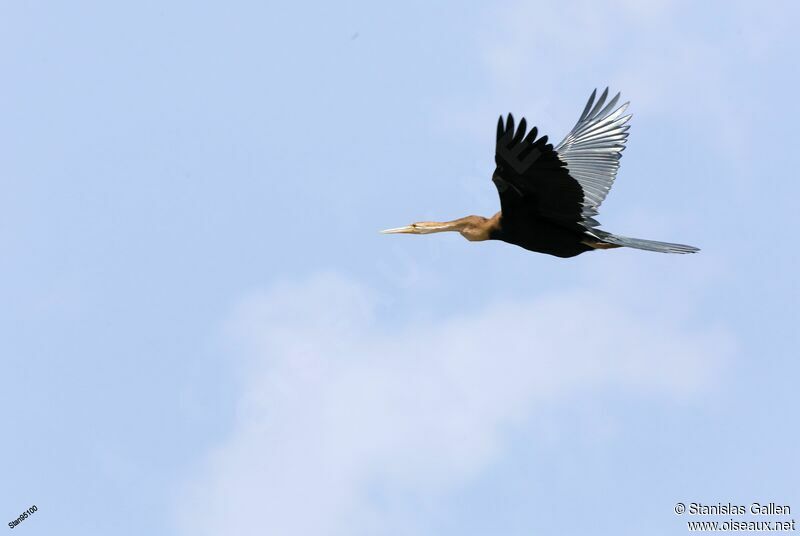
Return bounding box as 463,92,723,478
592,230,699,254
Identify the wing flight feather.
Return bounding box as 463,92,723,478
555,88,632,228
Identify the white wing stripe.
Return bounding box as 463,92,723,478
555,87,632,229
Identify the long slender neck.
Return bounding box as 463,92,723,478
382,213,502,241
460,212,501,241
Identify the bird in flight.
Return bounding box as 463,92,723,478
382,88,699,257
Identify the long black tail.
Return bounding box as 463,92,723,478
592,230,699,254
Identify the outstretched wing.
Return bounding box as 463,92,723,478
555,88,632,228
493,113,586,230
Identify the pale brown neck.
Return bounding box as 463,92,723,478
381,212,501,240
443,213,501,241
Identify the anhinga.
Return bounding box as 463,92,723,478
382,88,699,257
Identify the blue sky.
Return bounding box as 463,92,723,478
1,1,798,535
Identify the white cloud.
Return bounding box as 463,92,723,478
175,272,732,536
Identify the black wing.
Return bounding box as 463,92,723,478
493,113,587,230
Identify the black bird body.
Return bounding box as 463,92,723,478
490,123,595,257
489,214,593,258
383,88,699,256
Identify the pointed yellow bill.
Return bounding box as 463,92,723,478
380,226,417,234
